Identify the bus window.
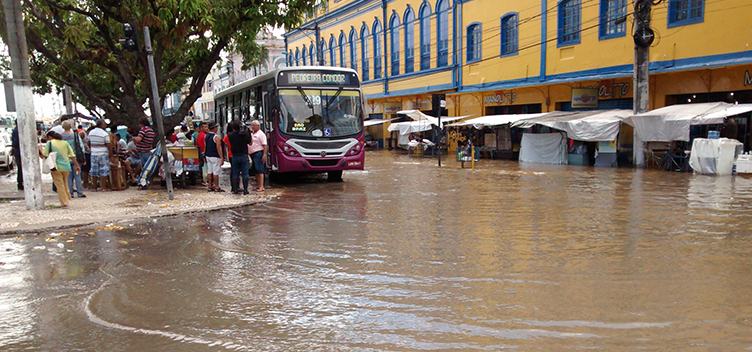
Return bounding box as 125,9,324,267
278,89,363,137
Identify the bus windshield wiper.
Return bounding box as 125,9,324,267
326,87,343,107
296,86,314,109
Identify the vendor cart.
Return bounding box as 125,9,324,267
167,145,201,188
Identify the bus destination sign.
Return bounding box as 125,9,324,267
278,71,359,88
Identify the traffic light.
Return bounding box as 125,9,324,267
119,22,139,52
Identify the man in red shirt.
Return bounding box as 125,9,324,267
195,122,208,185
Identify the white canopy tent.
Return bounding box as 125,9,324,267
512,109,633,141
387,120,436,135
625,102,752,142
519,133,568,165
396,110,468,125
364,118,398,127
444,113,549,129
387,110,471,136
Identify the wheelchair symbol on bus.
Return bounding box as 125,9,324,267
324,128,331,137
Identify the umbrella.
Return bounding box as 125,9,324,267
135,144,162,189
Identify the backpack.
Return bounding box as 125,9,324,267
73,133,86,163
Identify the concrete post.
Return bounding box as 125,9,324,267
2,0,45,209
632,0,652,167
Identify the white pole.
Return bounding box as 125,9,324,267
2,0,45,209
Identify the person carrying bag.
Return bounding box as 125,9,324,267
41,131,81,207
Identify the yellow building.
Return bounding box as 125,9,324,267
285,0,752,151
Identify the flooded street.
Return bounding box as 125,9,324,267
2,150,752,351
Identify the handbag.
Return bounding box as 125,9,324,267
42,151,58,174
73,133,86,163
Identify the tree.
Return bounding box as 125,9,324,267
0,0,317,128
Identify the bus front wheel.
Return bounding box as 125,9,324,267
327,170,343,182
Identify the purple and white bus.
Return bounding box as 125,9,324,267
214,67,365,181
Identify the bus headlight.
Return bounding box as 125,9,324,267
347,143,362,155
282,145,298,157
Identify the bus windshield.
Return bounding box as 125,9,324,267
278,89,363,137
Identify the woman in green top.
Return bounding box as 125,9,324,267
42,131,81,207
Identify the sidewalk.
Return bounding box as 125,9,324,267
0,170,275,235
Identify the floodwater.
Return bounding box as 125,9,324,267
2,150,752,351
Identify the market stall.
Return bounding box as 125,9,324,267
512,109,632,166
445,113,549,159
625,102,752,142
167,145,200,188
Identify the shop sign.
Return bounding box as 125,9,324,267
571,88,598,108
414,98,431,110
366,103,382,114
484,91,517,106
597,80,631,99
384,102,402,114
745,70,752,87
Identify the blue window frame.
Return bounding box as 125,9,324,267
558,0,581,47
390,14,400,76
419,2,431,70
295,48,300,66
349,29,357,71
668,0,704,28
404,7,415,74
436,0,449,67
466,22,481,62
339,33,347,68
320,40,327,65
302,45,307,65
329,37,336,66
309,44,316,65
361,25,370,81
599,0,627,39
500,13,518,56
373,20,383,79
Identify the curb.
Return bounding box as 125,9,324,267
0,196,273,237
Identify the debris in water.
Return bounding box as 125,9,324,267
32,245,46,250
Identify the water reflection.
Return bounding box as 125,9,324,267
2,150,752,350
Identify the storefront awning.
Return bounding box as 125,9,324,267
512,109,633,141
444,113,549,129
625,102,752,142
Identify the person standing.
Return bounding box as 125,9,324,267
132,117,155,188
41,131,80,207
61,121,86,198
81,126,94,189
10,123,22,190
87,119,112,191
227,121,252,194
248,120,267,192
195,122,208,185
204,122,224,192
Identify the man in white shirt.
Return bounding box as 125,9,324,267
87,119,113,191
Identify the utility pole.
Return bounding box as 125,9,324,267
632,0,655,167
433,93,445,166
315,23,323,65
2,0,45,209
143,26,174,200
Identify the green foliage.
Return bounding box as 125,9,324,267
0,0,316,126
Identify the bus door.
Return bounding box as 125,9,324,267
262,90,273,169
